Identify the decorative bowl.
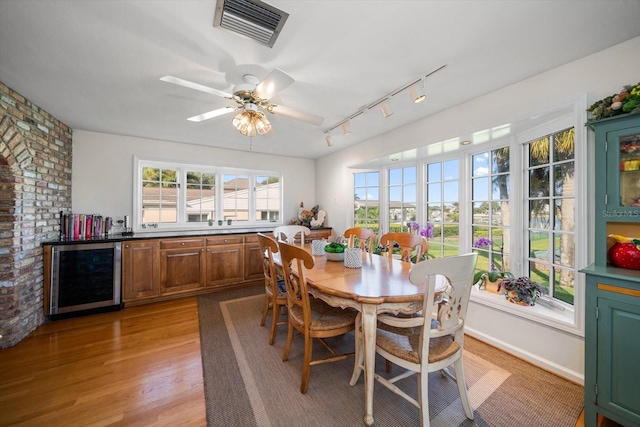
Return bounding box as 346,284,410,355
325,252,345,262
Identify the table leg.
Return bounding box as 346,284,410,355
361,304,376,426
349,311,363,386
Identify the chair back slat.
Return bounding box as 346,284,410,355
344,227,376,253
380,232,428,263
273,225,311,245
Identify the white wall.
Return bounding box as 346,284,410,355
314,36,640,383
72,131,316,226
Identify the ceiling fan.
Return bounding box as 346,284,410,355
160,69,324,136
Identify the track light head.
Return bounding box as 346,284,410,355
380,98,394,118
341,120,352,136
410,81,426,103
325,133,333,146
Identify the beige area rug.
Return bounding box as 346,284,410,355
197,287,584,427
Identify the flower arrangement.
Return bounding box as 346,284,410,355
587,82,640,121
409,221,434,239
472,237,514,286
499,276,547,306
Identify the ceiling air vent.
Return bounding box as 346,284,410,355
213,0,289,48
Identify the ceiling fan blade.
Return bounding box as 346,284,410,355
187,106,236,122
254,69,295,100
272,104,324,126
160,76,233,99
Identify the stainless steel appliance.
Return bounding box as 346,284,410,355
49,242,122,318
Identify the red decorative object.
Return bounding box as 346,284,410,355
608,242,640,270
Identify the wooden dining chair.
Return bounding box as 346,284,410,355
257,233,288,345
343,227,376,253
273,225,310,246
278,241,357,394
373,253,478,427
379,232,428,263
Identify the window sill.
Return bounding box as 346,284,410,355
469,286,582,336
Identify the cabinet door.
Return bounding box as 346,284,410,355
597,296,640,425
122,240,160,301
605,123,640,209
205,244,244,287
160,247,206,293
244,238,264,281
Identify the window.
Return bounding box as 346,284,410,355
526,128,575,305
425,160,460,258
471,148,511,279
142,166,178,224
135,159,282,230
255,175,281,222
388,166,416,232
353,171,380,234
186,172,215,224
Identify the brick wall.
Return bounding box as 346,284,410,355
0,81,72,347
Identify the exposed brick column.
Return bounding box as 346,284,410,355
0,82,72,347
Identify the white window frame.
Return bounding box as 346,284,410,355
133,157,284,232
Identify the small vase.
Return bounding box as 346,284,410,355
483,277,504,294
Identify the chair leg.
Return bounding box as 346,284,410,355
418,372,430,427
300,333,313,394
453,357,474,420
268,300,279,345
282,320,294,362
260,293,270,326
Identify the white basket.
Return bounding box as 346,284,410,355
344,248,362,268
311,240,327,255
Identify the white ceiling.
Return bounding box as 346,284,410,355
1,0,639,160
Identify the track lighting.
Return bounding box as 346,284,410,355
341,120,352,136
380,98,394,118
321,65,446,147
325,132,333,146
410,81,426,103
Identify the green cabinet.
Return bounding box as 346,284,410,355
581,113,640,427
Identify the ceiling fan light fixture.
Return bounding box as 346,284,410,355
410,81,426,103
232,104,272,137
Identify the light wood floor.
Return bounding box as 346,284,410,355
0,295,623,427
0,297,206,426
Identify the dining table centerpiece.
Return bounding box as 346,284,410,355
324,241,347,261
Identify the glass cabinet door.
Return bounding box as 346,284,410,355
618,132,640,207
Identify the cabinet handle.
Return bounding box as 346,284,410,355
181,242,185,246
125,245,130,248
224,239,228,243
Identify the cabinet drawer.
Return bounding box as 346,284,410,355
160,238,204,250
244,234,259,244
206,235,244,246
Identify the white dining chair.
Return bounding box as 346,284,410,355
273,225,310,246
372,253,478,427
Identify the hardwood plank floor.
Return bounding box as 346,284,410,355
0,295,623,427
0,297,206,426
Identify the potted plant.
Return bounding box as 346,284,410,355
499,276,547,306
472,237,514,293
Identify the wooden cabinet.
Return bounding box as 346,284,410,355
305,227,332,243
122,240,160,301
120,228,332,304
582,268,640,427
204,236,244,288
581,113,640,427
243,234,264,281
160,238,205,294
